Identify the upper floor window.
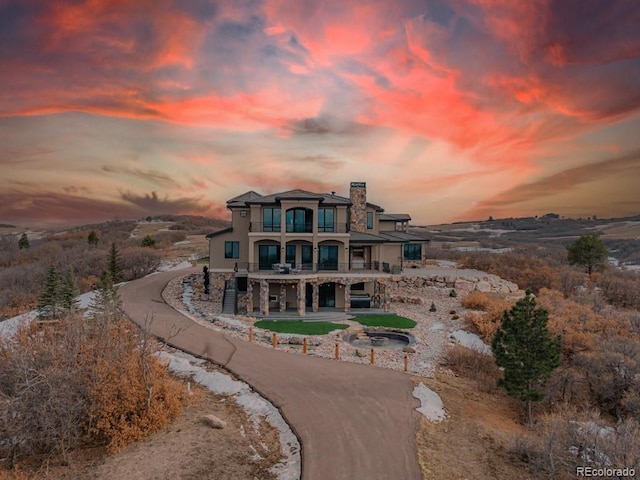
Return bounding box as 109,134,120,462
240,210,248,217
263,208,281,232
286,208,313,233
318,208,335,232
224,241,240,259
367,212,373,230
403,243,421,261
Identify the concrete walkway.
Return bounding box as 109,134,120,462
120,269,422,480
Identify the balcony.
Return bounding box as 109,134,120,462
238,263,385,274
249,222,349,233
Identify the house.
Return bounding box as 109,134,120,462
207,182,428,316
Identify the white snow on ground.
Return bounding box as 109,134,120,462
156,350,301,480
435,260,458,268
413,383,446,422
173,240,191,245
450,330,492,355
0,310,37,338
76,290,97,309
157,260,193,272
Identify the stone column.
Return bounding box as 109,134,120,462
381,282,391,312
260,279,269,316
297,279,306,317
247,281,254,313
312,281,319,312
373,281,380,308
344,280,351,312
279,283,286,312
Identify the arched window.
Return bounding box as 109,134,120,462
286,208,313,233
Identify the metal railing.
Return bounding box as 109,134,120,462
249,222,348,233
241,263,396,274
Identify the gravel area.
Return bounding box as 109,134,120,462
161,273,503,377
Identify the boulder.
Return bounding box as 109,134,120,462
403,346,416,354
203,414,226,429
355,349,367,358
475,280,491,292
454,279,474,291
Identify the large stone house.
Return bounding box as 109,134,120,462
207,182,428,316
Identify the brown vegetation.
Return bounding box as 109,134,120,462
0,313,184,468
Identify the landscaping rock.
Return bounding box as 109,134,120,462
403,346,416,354
355,349,366,358
203,414,226,429
475,280,491,292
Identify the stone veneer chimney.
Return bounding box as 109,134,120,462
349,181,367,232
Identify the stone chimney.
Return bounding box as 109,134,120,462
349,182,367,232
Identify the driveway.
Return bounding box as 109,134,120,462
120,268,422,480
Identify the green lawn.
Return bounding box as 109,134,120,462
254,320,349,335
354,314,416,329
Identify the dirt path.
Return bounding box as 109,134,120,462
120,268,422,480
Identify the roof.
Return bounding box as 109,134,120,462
226,191,263,208
380,213,411,221
243,189,353,207
349,230,427,244
205,227,233,239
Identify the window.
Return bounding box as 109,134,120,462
263,208,281,232
351,282,365,291
367,211,373,230
318,208,335,232
318,245,338,270
301,245,313,267
224,241,239,259
286,208,313,233
240,210,248,217
258,245,280,270
286,245,296,266
403,243,421,260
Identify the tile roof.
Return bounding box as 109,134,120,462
380,213,411,221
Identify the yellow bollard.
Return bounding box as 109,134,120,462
249,327,253,343
303,338,308,355
335,343,340,360
404,353,408,373
370,348,375,365
273,333,277,348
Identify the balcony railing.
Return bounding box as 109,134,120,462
236,262,395,274
249,222,348,233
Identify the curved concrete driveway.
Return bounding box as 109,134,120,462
121,269,422,480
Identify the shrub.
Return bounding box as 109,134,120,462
449,289,457,298
445,344,501,392
429,302,437,312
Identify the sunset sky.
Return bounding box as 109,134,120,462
1,0,639,226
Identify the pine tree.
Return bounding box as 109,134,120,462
108,242,123,283
141,235,155,247
18,233,30,249
567,233,607,276
87,230,99,247
491,292,562,425
88,271,122,320
38,264,62,319
60,270,78,311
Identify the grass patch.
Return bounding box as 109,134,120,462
355,314,416,329
196,257,209,264
254,320,348,335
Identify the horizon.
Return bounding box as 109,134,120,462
1,1,639,225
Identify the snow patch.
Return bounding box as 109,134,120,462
413,383,446,422
450,330,492,355
0,311,37,338
157,260,193,272
157,350,300,480
173,240,191,245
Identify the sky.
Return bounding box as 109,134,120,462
1,0,639,226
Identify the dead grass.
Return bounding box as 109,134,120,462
414,370,533,480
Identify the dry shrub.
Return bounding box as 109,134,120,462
462,292,514,342
0,313,184,467
445,344,501,392
510,407,640,479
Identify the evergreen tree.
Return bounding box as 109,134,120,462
18,233,30,249
203,266,210,294
60,270,78,311
38,264,62,319
141,235,155,247
108,242,123,283
87,230,99,247
88,271,122,320
491,292,562,425
567,233,607,276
